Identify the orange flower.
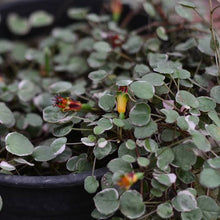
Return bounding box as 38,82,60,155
53,95,82,112
117,86,128,119
111,0,123,22
117,172,143,190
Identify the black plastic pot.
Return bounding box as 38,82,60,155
0,168,106,220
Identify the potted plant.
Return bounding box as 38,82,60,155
0,0,220,220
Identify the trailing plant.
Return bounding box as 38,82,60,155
0,0,220,219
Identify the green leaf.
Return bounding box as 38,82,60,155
156,26,168,41
161,109,179,123
173,69,191,79
98,94,115,112
129,103,151,126
176,90,199,108
190,130,211,152
18,80,36,102
157,202,173,219
134,64,150,77
52,122,73,137
120,190,145,219
181,208,203,220
5,132,34,156
7,13,30,35
198,96,216,112
97,118,113,130
29,10,54,27
0,196,2,211
107,158,132,173
175,5,193,21
67,8,89,20
197,196,220,220
177,169,195,184
93,41,112,53
172,190,197,212
88,70,108,82
0,102,15,127
198,36,215,56
141,73,165,86
134,120,157,139
125,139,136,150
156,147,174,170
93,142,112,160
32,145,55,162
207,157,220,169
0,161,16,171
84,176,99,194
179,1,196,9
49,81,72,94
210,86,220,104
154,63,174,74
43,106,73,124
161,129,180,142
122,36,143,54
91,208,113,219
177,116,189,131
153,173,176,187
144,138,158,153
175,38,197,51
143,2,156,17
172,143,197,170
130,81,154,100
208,111,220,127
200,168,220,188
137,157,150,167
113,118,125,127
26,113,43,127
206,124,220,141
50,137,67,156
94,188,119,215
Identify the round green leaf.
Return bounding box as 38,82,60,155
49,81,72,94
107,158,132,173
94,188,119,215
156,26,168,41
142,73,165,86
154,173,176,187
200,168,220,188
176,90,199,108
122,36,143,54
50,137,67,156
120,190,145,219
32,145,55,162
5,132,34,156
172,143,197,170
0,102,15,127
181,208,202,220
26,113,43,127
93,41,112,53
197,196,220,220
0,196,2,211
84,176,99,194
93,143,112,160
156,147,174,170
18,80,36,102
198,96,216,112
172,190,197,212
7,13,30,35
134,120,157,139
130,81,154,100
157,202,173,219
52,122,73,137
29,10,54,27
0,161,16,171
88,70,108,82
206,124,220,141
210,86,220,104
137,157,150,167
134,64,150,76
207,157,220,169
160,109,179,123
98,94,115,112
129,103,151,126
125,139,136,150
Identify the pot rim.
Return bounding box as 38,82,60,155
0,167,107,189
